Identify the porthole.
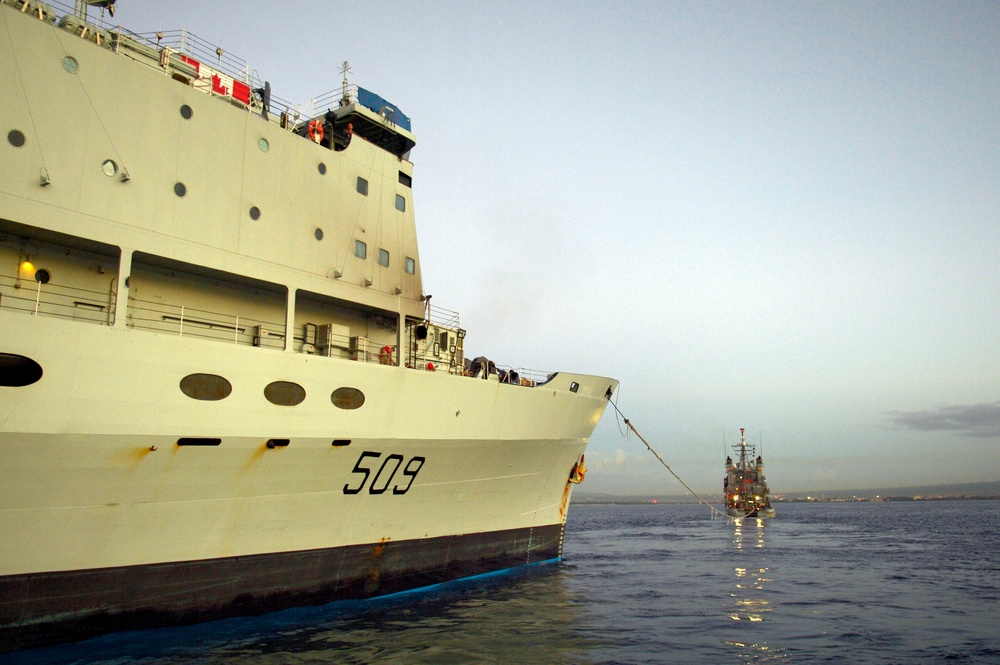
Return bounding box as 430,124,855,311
331,387,365,410
180,104,193,120
7,130,26,148
266,438,290,448
101,159,118,177
258,138,269,153
174,182,187,197
318,162,327,175
62,56,78,74
249,206,261,220
395,194,406,212
314,227,324,241
34,269,50,284
179,373,232,401
264,380,306,406
0,353,43,387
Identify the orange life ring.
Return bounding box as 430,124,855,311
307,119,324,143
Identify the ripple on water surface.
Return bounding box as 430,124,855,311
5,501,1000,664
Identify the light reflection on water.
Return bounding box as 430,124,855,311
727,517,783,661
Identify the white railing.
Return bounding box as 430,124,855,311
0,271,555,380
127,296,285,349
425,303,461,330
0,274,113,325
13,0,357,130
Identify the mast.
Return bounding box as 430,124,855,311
738,427,749,470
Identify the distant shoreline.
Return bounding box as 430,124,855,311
575,494,1000,505
574,480,1000,505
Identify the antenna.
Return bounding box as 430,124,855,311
340,61,352,105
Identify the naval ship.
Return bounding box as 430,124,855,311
0,0,617,651
724,429,775,519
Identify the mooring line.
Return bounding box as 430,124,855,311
608,399,734,520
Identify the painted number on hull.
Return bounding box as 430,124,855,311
343,451,425,495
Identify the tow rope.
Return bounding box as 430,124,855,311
608,399,735,521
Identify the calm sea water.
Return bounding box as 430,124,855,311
7,500,1000,664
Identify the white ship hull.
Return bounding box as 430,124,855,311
0,310,614,649
0,2,616,650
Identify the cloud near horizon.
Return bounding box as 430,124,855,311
888,401,1000,438
584,449,632,471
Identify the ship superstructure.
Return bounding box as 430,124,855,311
724,429,775,519
0,0,617,651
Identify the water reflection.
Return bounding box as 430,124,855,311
724,518,784,661
728,518,772,623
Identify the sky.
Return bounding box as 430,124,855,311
112,0,999,496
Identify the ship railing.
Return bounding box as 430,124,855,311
407,348,460,374
13,1,367,136
460,362,552,387
498,366,553,387
121,29,360,133
424,303,461,330
20,0,257,87
0,273,114,325
307,85,360,115
276,85,361,138
127,296,285,349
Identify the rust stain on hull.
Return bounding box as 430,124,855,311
241,443,270,474
120,446,154,470
559,482,572,522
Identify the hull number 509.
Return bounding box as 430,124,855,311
343,451,425,495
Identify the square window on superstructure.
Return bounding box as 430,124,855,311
398,171,412,187
355,240,367,259
405,257,415,274
395,194,406,212
378,249,389,267
357,177,368,196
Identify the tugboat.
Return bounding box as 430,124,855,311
724,428,775,518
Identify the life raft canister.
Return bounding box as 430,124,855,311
307,119,324,143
